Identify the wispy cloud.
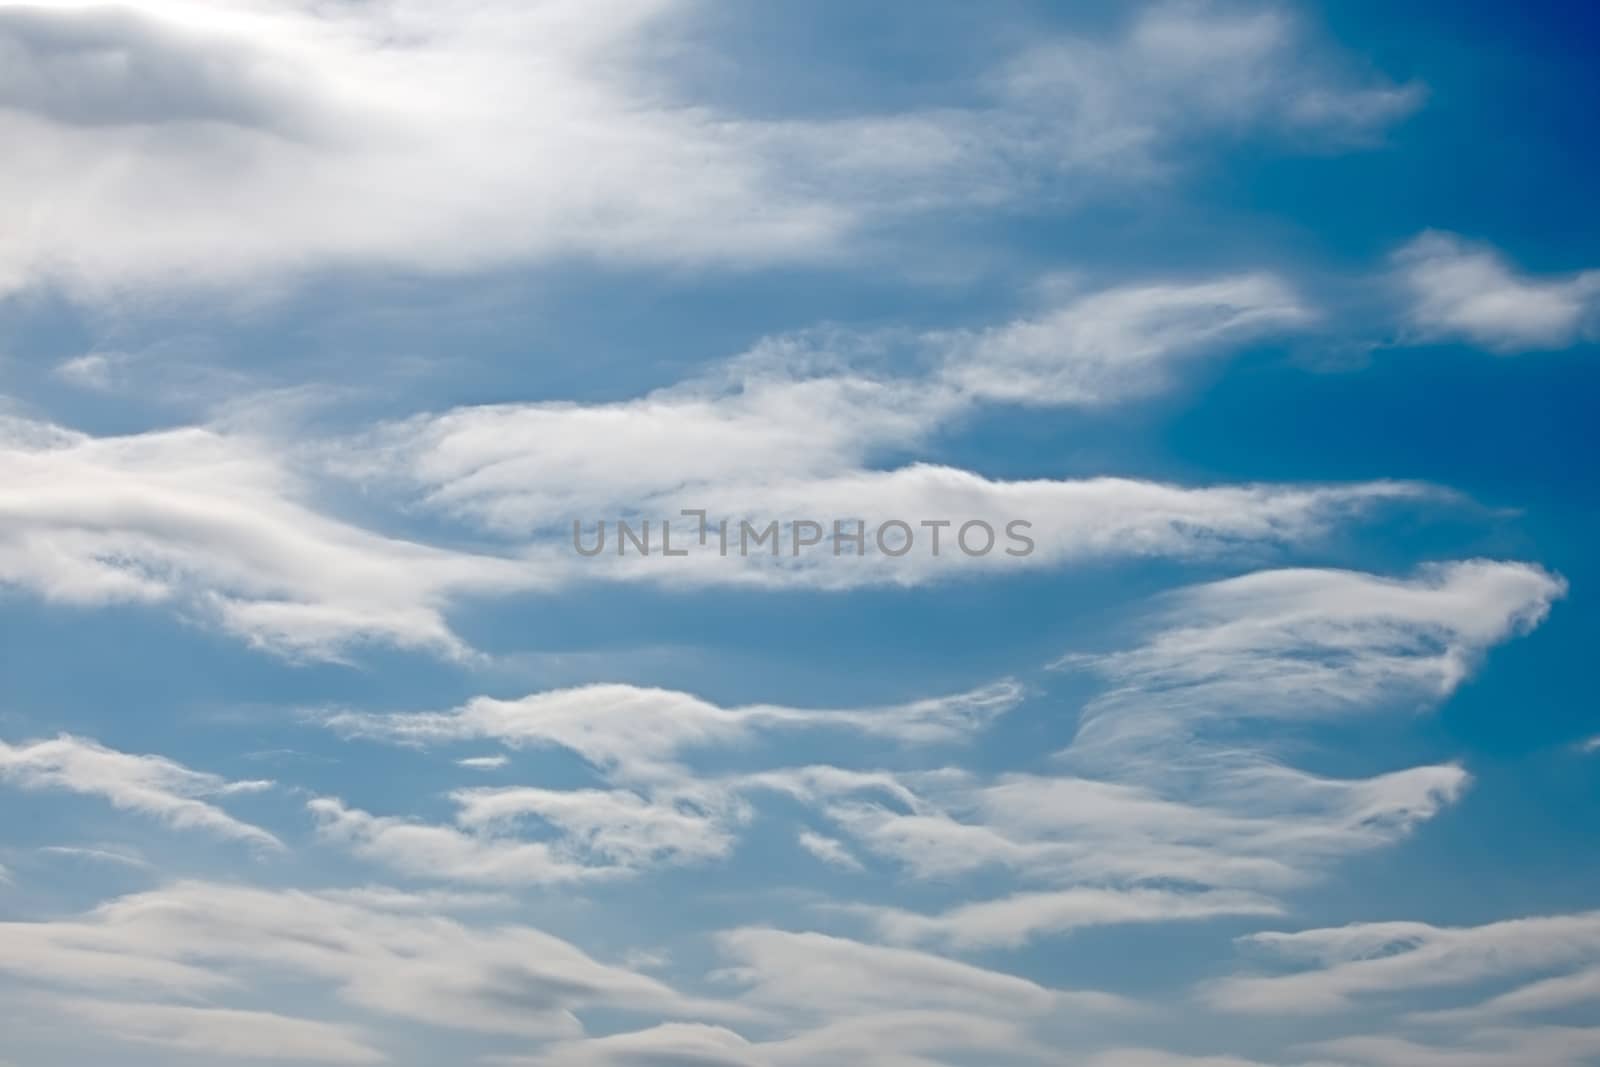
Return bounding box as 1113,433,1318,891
1395,231,1600,352
0,880,724,1039
0,735,280,850
0,1,1418,299
1209,911,1600,1014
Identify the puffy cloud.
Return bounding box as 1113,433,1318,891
1395,232,1600,352
0,735,280,850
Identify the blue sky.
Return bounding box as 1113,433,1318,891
1,2,1598,1065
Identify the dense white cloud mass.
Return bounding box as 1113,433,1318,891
1395,231,1600,352
0,0,1418,299
0,735,280,849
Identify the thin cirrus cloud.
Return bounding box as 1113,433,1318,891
506,929,1131,1066
1063,559,1567,756
311,681,1019,885
1201,912,1600,1067
345,271,1321,530
1207,911,1600,1015
29,998,386,1065
0,414,533,660
303,559,1557,955
0,880,1125,1065
0,558,1567,1063
825,560,1560,950
1310,1026,1600,1067
326,271,1428,596
1,270,1434,659
0,0,1419,299
0,734,280,850
0,880,730,1042
322,680,1026,783
1394,231,1600,353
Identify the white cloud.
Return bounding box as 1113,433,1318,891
37,844,152,870
943,275,1311,406
308,796,613,886
451,785,740,868
1416,966,1600,1024
325,681,1023,784
1395,231,1600,352
52,351,134,391
1208,911,1600,1014
0,880,719,1040
1311,1025,1600,1067
456,755,510,771
712,927,1091,1020
0,0,1418,298
324,275,1430,596
1067,560,1565,754
340,273,1330,537
0,414,533,659
1086,1052,1334,1067
309,560,1555,939
863,887,1282,951
315,683,1014,883
0,271,1429,654
525,1013,1055,1067
38,997,386,1064
518,1023,757,1067
0,735,280,850
796,830,863,872
1003,1,1422,159
805,561,1556,949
